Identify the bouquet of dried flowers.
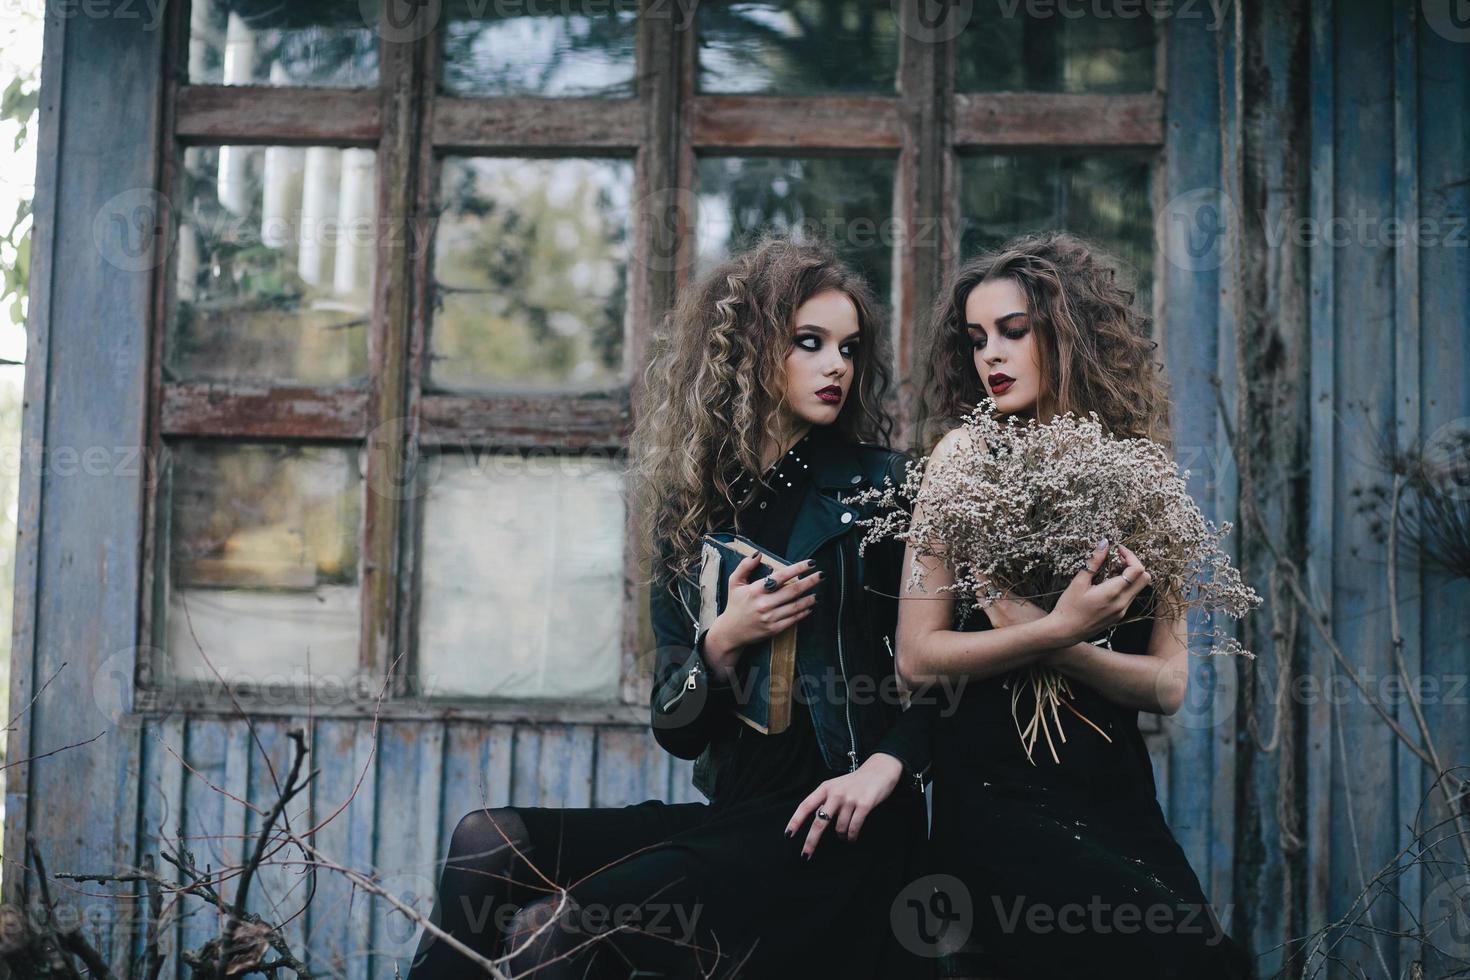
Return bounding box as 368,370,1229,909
854,397,1261,763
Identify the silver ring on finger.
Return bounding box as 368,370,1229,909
763,576,780,592
1122,573,1135,585
815,808,831,822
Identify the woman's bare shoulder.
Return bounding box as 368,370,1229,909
930,425,986,461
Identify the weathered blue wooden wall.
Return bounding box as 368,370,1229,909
130,717,697,976
1160,2,1470,977
5,3,1468,979
2,0,163,970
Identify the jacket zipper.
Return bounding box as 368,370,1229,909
882,631,930,792
661,660,701,712
836,538,859,772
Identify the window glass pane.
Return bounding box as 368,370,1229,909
696,155,896,305
416,452,625,700
955,4,1155,93
440,0,638,97
188,0,379,88
158,442,362,685
428,157,632,393
172,145,376,386
958,153,1154,308
698,0,899,94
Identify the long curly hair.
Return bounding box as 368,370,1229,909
925,231,1171,451
630,235,894,580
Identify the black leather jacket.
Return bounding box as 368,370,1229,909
648,430,933,803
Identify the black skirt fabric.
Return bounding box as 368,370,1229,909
930,588,1254,980
503,429,932,979
512,788,929,979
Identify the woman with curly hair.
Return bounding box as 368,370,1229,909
899,232,1253,979
406,236,933,979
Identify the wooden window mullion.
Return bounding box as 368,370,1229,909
137,0,190,691
896,23,953,449
391,19,443,698
360,34,425,687
617,0,687,704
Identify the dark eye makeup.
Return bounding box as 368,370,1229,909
795,333,860,358
968,322,1029,350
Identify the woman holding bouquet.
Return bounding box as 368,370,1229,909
406,236,932,979
896,232,1252,979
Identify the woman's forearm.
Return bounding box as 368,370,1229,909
1043,642,1183,715
899,617,1067,685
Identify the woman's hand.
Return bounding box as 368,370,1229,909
785,753,903,859
703,554,821,681
1044,540,1151,647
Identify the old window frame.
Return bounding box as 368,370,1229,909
136,0,1166,723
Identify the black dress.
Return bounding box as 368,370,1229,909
507,431,930,979
930,587,1254,980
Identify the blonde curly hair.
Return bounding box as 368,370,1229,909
630,235,894,581
925,231,1171,452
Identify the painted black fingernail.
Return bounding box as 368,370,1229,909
806,559,816,566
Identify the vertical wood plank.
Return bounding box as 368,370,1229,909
1211,0,1241,920
1228,3,1313,971
177,720,229,964
102,716,146,969
1303,0,1337,956
593,727,670,807
509,726,544,808
1415,10,1470,977
1,0,62,910
133,716,186,979
370,721,445,979
2,0,165,938
440,722,517,839
1391,4,1423,975
243,721,311,961
1160,4,1225,918
305,719,373,979
347,720,381,980
538,725,598,809
1328,4,1399,974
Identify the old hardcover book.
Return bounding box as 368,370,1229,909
698,532,799,734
